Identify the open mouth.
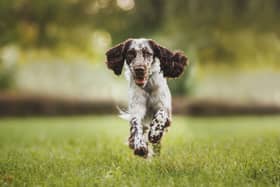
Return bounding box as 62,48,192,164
134,67,147,86
134,73,147,86
135,77,146,86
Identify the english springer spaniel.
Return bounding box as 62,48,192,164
105,38,188,158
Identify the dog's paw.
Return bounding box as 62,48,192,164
148,128,164,144
134,136,148,157
134,146,148,157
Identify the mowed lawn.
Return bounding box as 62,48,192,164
1,116,280,187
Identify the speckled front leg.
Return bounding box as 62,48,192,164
148,109,170,144
128,118,148,158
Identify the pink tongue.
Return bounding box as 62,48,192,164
136,79,145,84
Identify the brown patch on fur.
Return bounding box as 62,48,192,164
125,49,136,65
148,131,163,144
165,118,171,127
148,40,188,78
170,51,188,77
105,39,132,75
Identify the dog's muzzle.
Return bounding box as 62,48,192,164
134,66,147,86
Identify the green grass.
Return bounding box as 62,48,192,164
1,116,280,187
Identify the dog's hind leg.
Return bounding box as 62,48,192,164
151,142,161,157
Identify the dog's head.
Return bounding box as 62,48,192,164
105,38,188,87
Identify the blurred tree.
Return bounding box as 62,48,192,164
1,0,280,94
0,60,14,90
0,0,165,47
1,0,279,50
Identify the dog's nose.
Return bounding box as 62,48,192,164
134,66,145,75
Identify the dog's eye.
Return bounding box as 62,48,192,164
143,51,152,58
126,51,136,61
127,54,135,59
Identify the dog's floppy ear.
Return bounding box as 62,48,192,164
148,40,188,78
105,39,132,75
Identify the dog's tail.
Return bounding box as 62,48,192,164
116,106,131,121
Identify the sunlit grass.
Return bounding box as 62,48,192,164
1,116,280,186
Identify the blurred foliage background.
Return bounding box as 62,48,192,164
0,0,280,103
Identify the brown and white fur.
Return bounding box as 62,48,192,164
105,38,188,158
